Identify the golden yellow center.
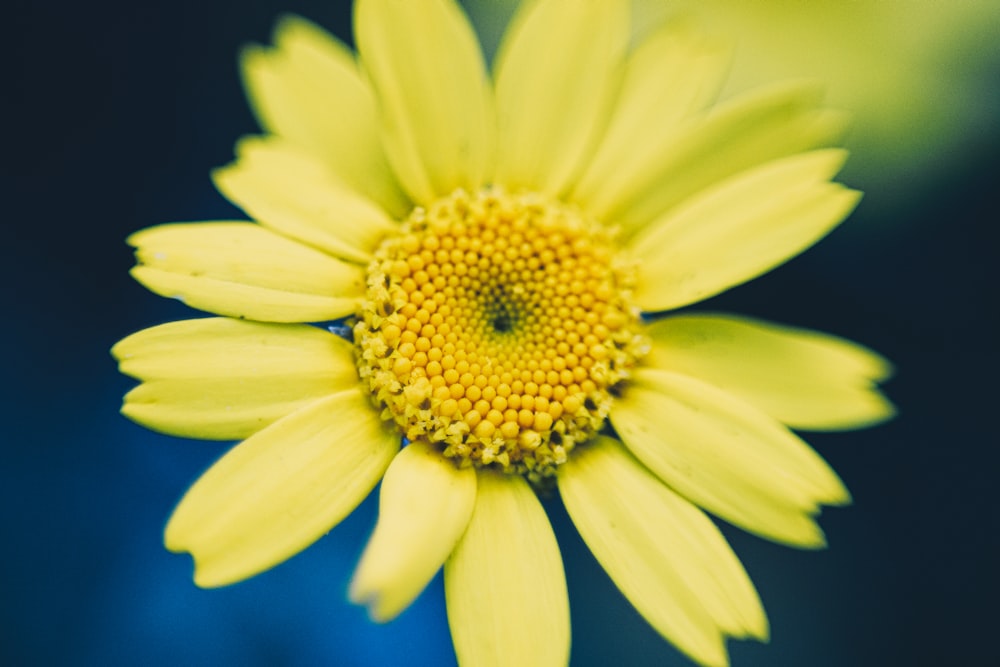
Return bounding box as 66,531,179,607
355,188,645,482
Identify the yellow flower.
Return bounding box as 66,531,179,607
112,1,894,665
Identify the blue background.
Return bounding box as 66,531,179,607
5,1,999,665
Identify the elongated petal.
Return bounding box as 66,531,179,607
444,471,569,667
598,81,848,236
644,314,895,430
493,0,629,196
560,436,767,667
611,369,850,547
241,15,410,217
350,441,476,621
572,19,730,215
355,0,494,205
128,222,364,322
165,390,399,588
213,137,398,264
113,318,358,440
629,149,860,312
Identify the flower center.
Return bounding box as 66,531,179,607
355,188,645,482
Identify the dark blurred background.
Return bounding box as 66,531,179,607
4,0,999,665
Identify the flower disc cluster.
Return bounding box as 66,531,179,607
356,188,645,481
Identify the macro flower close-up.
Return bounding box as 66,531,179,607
112,0,895,665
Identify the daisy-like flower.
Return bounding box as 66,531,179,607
113,1,894,665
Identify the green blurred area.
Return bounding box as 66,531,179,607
463,0,1000,216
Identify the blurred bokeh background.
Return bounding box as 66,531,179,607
5,0,999,665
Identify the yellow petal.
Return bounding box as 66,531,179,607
165,390,399,588
644,314,895,430
598,81,848,237
444,471,569,667
241,15,410,218
571,19,731,216
493,0,629,196
128,222,364,322
611,369,850,547
354,0,494,205
560,436,768,667
113,318,358,440
350,441,476,622
629,149,860,311
213,137,398,264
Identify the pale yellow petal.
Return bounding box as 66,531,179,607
165,390,399,588
213,137,398,264
128,222,364,322
571,19,731,214
629,149,860,312
597,81,848,236
444,471,569,667
129,267,355,324
113,318,358,440
560,436,768,667
611,369,850,547
493,0,629,196
241,15,410,217
354,0,494,205
644,314,895,430
350,441,476,622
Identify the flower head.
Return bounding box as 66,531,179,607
113,1,894,665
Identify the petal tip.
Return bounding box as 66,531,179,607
798,525,829,550
347,576,398,624
125,226,153,248
873,396,898,423
239,42,268,65
272,13,317,46
753,614,772,643
166,540,230,590
191,562,234,590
